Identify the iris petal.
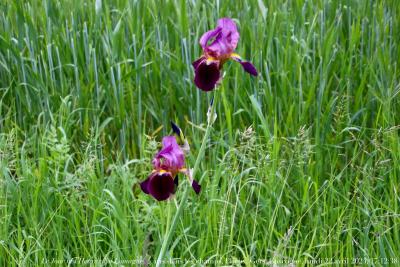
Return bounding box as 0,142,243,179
173,175,179,193
231,55,258,76
194,61,221,92
140,176,151,194
192,56,205,70
153,136,185,173
199,28,222,50
147,172,175,201
191,180,201,194
240,61,258,76
205,18,239,58
161,136,178,148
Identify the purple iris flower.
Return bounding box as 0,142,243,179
192,18,258,91
140,135,201,201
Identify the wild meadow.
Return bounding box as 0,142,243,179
0,0,399,265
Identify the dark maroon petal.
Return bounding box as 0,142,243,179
140,176,151,194
173,175,179,193
240,61,258,76
194,61,221,91
191,180,201,194
192,56,205,70
147,172,175,201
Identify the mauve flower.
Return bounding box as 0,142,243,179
193,18,258,91
140,126,201,201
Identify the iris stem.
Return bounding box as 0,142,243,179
166,200,171,234
156,90,219,267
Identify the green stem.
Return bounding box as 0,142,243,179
156,91,219,267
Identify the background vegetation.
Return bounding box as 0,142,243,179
1,0,399,265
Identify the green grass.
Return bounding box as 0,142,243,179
1,0,399,265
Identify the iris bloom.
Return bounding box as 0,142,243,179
140,125,201,201
192,18,258,91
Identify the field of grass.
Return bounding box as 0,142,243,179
1,0,399,265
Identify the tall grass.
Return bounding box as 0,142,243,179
0,0,399,265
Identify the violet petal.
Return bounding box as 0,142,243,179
205,18,239,58
240,61,258,76
199,28,222,50
152,136,185,172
